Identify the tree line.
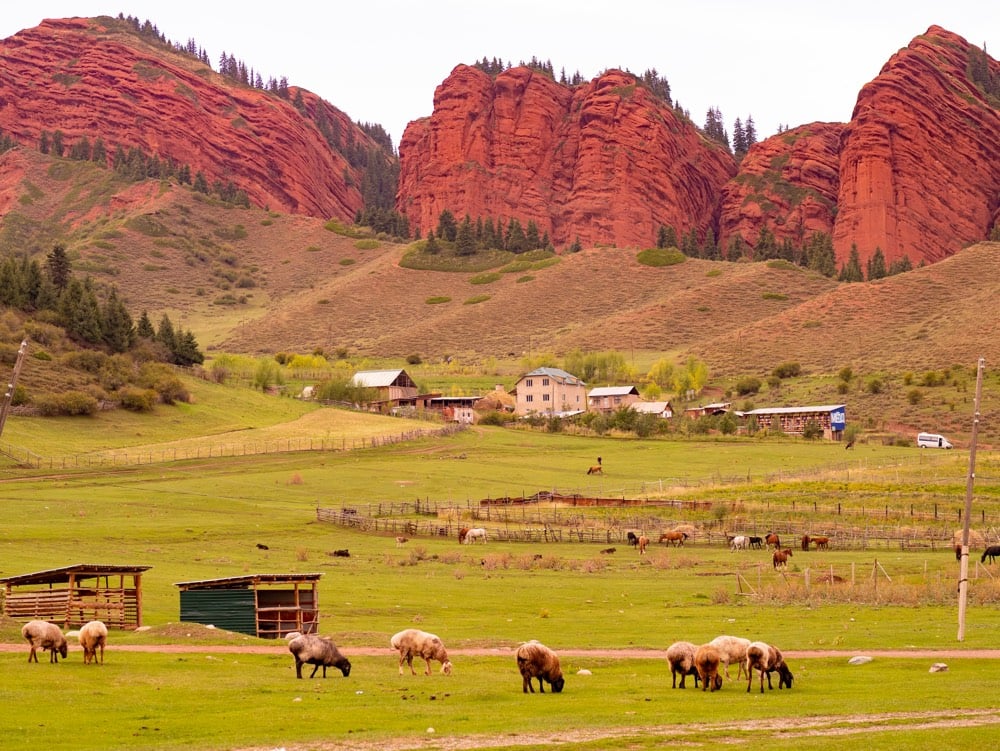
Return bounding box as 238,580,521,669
423,210,554,255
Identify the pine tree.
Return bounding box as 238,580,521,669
136,310,155,339
838,244,864,282
455,215,476,256
173,329,204,365
887,255,913,276
101,289,135,353
436,209,457,242
424,230,439,255
745,115,757,147
732,117,747,158
505,218,527,253
47,244,72,292
866,247,887,280
756,226,778,260
59,277,103,345
156,314,177,353
701,227,719,260
525,220,541,250
805,232,836,277
51,130,64,157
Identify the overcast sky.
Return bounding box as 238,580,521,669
2,2,993,148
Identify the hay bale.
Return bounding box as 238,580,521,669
953,529,985,549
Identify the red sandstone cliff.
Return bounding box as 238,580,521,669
833,25,1000,268
398,65,737,248
0,16,377,220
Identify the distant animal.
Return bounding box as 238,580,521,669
745,641,793,693
801,534,811,551
772,548,793,568
981,545,1000,564
765,532,781,549
811,536,830,550
659,530,688,546
78,620,108,665
256,543,270,550
587,464,603,475
845,437,856,449
955,545,963,561
694,644,724,692
748,536,764,550
390,628,453,676
637,535,649,555
331,549,350,557
730,535,748,552
21,620,68,664
666,641,701,689
463,527,487,544
600,547,616,554
395,536,409,547
516,640,565,693
627,531,639,547
288,634,351,678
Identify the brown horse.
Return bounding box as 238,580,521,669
458,527,470,544
637,536,649,555
811,536,830,550
772,548,793,568
765,532,781,549
659,530,688,546
586,465,603,475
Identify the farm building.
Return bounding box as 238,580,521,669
588,385,641,413
684,401,731,418
350,369,438,414
512,367,587,416
0,563,150,629
174,573,322,638
741,404,847,440
632,400,674,419
427,395,481,424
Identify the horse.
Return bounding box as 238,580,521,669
638,535,649,555
458,527,470,544
772,548,793,568
981,545,1000,564
627,531,639,547
748,536,764,550
729,535,748,552
765,532,781,549
801,534,811,551
659,530,688,546
587,464,603,475
600,547,616,554
463,527,488,544
811,536,830,550
395,536,409,547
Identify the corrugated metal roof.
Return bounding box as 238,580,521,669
174,573,323,590
588,386,639,397
521,367,585,386
351,369,406,387
743,404,846,416
633,401,672,414
0,564,152,585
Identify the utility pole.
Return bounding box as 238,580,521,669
957,356,985,641
0,339,28,439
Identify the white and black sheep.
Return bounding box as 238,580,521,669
708,635,751,681
78,620,108,665
665,640,700,689
390,628,453,676
694,644,724,692
288,634,351,678
515,640,565,693
745,640,794,693
21,620,68,663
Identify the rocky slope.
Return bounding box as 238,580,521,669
398,65,736,249
0,16,379,221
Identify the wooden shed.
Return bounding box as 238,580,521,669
174,573,322,638
0,563,150,629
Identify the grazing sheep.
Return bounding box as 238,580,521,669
981,545,1000,564
390,628,453,676
772,548,793,568
516,640,565,693
78,620,108,665
694,644,724,692
21,620,68,664
708,635,751,681
665,640,700,689
745,641,794,693
288,634,351,678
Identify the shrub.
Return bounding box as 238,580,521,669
735,376,762,395
837,381,850,394
838,366,854,382
636,247,686,267
772,362,802,379
118,387,158,412
477,411,509,426
907,389,923,405
35,391,99,416
920,370,945,387
866,377,884,394
802,419,823,439
406,353,422,365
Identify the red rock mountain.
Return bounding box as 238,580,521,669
398,65,736,249
400,26,999,269
0,16,382,220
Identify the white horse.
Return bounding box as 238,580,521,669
463,527,488,544
729,535,748,551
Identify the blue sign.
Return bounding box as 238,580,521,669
830,409,846,431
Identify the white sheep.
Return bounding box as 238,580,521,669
665,640,700,689
78,620,108,665
708,635,751,681
390,628,453,676
288,634,352,678
515,640,564,693
21,620,68,663
745,640,794,693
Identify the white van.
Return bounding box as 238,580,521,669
917,432,953,449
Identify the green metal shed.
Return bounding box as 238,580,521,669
174,573,322,638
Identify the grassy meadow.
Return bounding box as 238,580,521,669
1,383,1000,749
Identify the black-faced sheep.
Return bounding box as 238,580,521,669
745,640,794,693
515,640,564,693
390,628,453,676
665,640,700,689
288,634,351,678
21,620,68,663
694,644,724,692
79,620,108,665
708,635,751,681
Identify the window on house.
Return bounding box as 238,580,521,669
542,394,550,401
525,394,533,402
525,379,533,387
542,378,549,386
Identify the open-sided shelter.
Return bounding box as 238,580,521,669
0,563,150,629
174,573,322,638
